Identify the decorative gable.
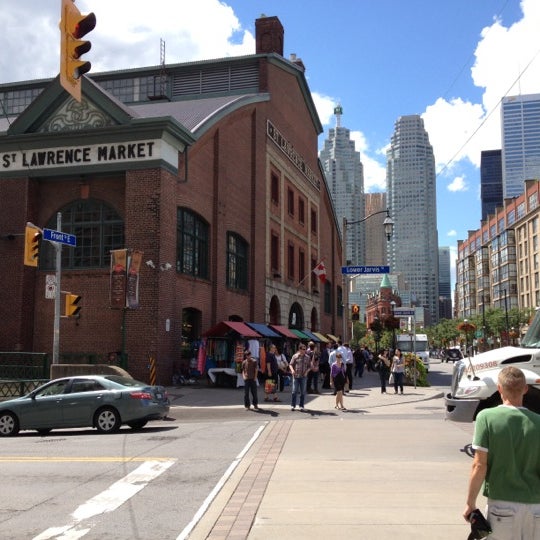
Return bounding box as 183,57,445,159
37,97,116,133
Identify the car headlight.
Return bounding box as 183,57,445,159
455,385,482,398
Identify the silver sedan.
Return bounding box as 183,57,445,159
0,375,170,436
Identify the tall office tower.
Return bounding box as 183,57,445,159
364,192,388,266
480,149,503,220
438,246,452,320
386,115,439,325
502,94,540,199
320,105,365,265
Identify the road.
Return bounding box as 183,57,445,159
0,360,476,539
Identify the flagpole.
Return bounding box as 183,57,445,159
297,259,325,288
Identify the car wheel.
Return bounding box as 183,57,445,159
128,420,148,430
94,407,121,433
0,412,20,437
36,428,52,436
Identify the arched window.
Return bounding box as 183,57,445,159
177,208,209,278
226,232,249,291
41,199,124,269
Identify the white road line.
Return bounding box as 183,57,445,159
33,459,176,540
176,423,267,540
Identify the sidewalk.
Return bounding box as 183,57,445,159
167,373,478,539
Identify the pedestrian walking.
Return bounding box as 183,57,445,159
319,341,331,389
289,343,311,411
376,349,391,393
306,341,320,394
464,366,540,539
264,344,281,402
242,350,259,410
330,353,347,410
275,346,289,392
390,348,405,394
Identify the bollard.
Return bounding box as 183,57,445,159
148,356,156,385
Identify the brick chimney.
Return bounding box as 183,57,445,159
255,15,284,56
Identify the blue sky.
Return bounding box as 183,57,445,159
2,0,540,281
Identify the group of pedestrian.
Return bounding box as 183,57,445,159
241,340,408,411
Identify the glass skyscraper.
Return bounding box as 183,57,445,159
480,149,503,220
502,94,540,199
319,105,365,265
386,115,439,325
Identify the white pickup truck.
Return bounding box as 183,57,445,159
445,313,540,422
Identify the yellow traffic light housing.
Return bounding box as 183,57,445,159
59,0,96,102
23,225,42,267
351,304,360,321
65,293,82,317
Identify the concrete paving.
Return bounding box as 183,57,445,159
167,372,481,540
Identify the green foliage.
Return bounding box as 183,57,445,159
427,307,535,349
403,353,429,387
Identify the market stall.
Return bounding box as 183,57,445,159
201,321,262,387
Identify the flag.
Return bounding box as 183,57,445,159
313,261,326,283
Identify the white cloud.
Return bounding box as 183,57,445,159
447,230,457,237
447,176,468,192
0,0,255,83
312,92,336,127
349,131,386,191
422,0,540,177
422,98,488,171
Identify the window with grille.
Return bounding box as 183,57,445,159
226,232,249,291
177,208,209,278
41,199,124,269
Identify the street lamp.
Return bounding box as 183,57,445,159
390,300,396,350
342,208,394,342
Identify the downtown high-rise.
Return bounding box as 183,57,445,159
502,94,540,199
319,105,365,265
386,115,439,325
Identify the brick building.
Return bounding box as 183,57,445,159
0,16,343,383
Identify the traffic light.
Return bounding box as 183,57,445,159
59,0,96,102
65,293,82,317
23,225,42,267
351,304,360,321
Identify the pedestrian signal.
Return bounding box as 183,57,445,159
351,304,360,321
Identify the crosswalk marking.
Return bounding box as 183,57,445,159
33,459,176,540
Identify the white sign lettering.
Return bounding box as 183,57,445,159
0,140,169,172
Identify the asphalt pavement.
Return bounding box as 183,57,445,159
167,370,482,540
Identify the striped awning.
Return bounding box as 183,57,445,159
326,334,340,343
245,323,281,338
203,321,262,338
269,325,298,339
302,329,323,342
312,332,330,343
290,329,311,340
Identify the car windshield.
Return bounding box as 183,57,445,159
521,310,540,348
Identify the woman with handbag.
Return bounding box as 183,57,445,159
265,344,281,402
391,348,405,395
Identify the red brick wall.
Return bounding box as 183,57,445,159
0,54,344,383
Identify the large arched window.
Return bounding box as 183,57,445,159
41,199,124,269
177,208,209,278
226,232,248,291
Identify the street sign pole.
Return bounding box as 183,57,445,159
52,212,62,365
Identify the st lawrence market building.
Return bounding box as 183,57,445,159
0,16,343,384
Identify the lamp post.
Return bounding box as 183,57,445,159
342,208,394,342
390,300,396,350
